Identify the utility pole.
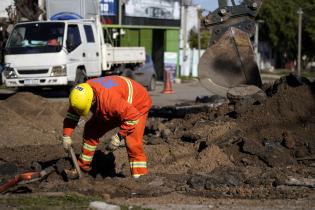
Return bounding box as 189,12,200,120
254,22,259,55
119,0,122,26
254,20,264,70
197,7,202,59
181,0,191,77
182,2,188,62
297,8,303,77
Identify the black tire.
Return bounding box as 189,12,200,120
66,68,87,94
147,76,156,91
75,68,87,85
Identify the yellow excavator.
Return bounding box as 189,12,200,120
198,0,263,96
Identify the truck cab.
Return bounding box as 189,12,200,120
3,19,102,88
2,0,145,89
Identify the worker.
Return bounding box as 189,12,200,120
62,76,152,178
47,38,59,46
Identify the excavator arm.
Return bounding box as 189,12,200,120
198,0,263,96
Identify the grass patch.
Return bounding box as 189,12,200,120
301,71,315,78
178,76,199,83
121,205,154,210
0,192,98,210
261,69,292,75
0,192,154,210
261,69,315,80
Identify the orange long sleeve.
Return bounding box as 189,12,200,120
63,107,80,137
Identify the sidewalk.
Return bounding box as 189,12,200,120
149,75,288,107
149,79,213,107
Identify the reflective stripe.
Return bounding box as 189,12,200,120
119,76,138,127
125,119,139,126
130,161,147,168
132,174,141,178
119,76,133,104
79,154,93,162
66,112,80,121
83,143,97,152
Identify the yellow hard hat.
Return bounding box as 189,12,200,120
69,83,93,116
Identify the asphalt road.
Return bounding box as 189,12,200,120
149,79,213,106
0,79,213,106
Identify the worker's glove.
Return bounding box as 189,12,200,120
62,136,72,150
105,133,124,153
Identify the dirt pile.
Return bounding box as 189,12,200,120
0,92,66,146
0,74,314,205
0,91,85,163
237,75,315,162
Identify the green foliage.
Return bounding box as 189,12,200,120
121,205,154,210
0,193,99,210
0,193,155,210
188,29,211,49
257,0,315,63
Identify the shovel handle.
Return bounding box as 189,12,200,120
0,176,20,193
69,147,83,179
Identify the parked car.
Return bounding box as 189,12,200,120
121,54,157,91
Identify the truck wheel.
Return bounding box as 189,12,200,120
66,68,87,94
75,68,87,85
148,76,156,91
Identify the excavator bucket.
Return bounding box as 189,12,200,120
198,27,262,97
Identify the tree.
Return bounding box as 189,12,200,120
188,29,211,49
6,0,43,23
301,1,315,61
257,0,315,68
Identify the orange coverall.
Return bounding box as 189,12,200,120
63,76,152,177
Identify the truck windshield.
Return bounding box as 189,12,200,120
6,22,65,54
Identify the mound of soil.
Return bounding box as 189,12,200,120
0,92,87,162
0,75,314,207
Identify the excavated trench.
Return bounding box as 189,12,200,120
0,74,315,205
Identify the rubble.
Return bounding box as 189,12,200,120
0,75,314,207
227,85,267,117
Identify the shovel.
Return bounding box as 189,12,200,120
64,146,83,179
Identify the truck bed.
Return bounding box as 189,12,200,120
102,46,146,67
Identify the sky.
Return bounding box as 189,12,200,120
192,0,218,12
192,0,241,12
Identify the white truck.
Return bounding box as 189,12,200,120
2,0,145,88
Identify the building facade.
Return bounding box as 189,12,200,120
6,0,199,80
100,0,181,80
